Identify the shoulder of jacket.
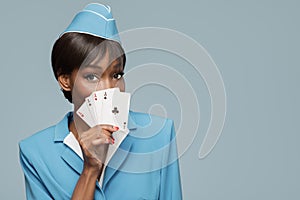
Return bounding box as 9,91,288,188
19,125,56,152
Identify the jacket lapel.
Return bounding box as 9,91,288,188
61,146,83,175
102,137,134,189
53,112,84,176
102,111,138,189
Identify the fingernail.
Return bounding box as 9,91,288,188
112,139,115,144
115,126,119,131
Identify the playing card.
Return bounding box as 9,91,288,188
111,91,131,131
76,87,130,131
88,91,103,124
99,88,120,126
76,100,97,127
85,95,97,125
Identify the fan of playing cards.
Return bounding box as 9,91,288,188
76,87,131,132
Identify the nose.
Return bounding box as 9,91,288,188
98,78,115,90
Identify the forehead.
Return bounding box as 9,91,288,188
83,51,123,71
79,40,125,71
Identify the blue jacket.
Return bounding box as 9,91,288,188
19,111,182,199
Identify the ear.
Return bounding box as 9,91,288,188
58,74,72,91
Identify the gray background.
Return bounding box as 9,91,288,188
1,0,299,199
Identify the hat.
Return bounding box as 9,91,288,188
61,3,121,43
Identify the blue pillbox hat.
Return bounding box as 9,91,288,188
61,3,121,43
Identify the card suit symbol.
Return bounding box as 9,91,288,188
112,107,119,115
104,92,107,99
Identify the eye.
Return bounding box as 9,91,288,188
113,72,124,80
84,74,99,82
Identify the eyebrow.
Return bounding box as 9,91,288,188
83,61,123,71
112,62,123,70
83,64,103,72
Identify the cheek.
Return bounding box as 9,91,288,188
72,78,96,107
117,78,125,92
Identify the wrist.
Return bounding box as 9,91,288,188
82,164,102,180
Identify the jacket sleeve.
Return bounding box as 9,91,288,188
19,143,53,200
159,120,183,200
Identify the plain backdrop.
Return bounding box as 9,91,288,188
1,0,299,199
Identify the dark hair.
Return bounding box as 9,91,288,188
51,32,126,103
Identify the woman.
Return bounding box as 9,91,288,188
19,3,182,199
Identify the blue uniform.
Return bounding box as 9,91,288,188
19,111,182,199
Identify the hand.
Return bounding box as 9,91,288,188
78,125,119,172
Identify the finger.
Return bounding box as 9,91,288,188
100,124,119,132
100,129,114,138
92,137,114,145
80,125,118,142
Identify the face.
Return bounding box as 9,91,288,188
63,50,125,110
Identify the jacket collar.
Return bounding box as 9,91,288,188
53,112,72,142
